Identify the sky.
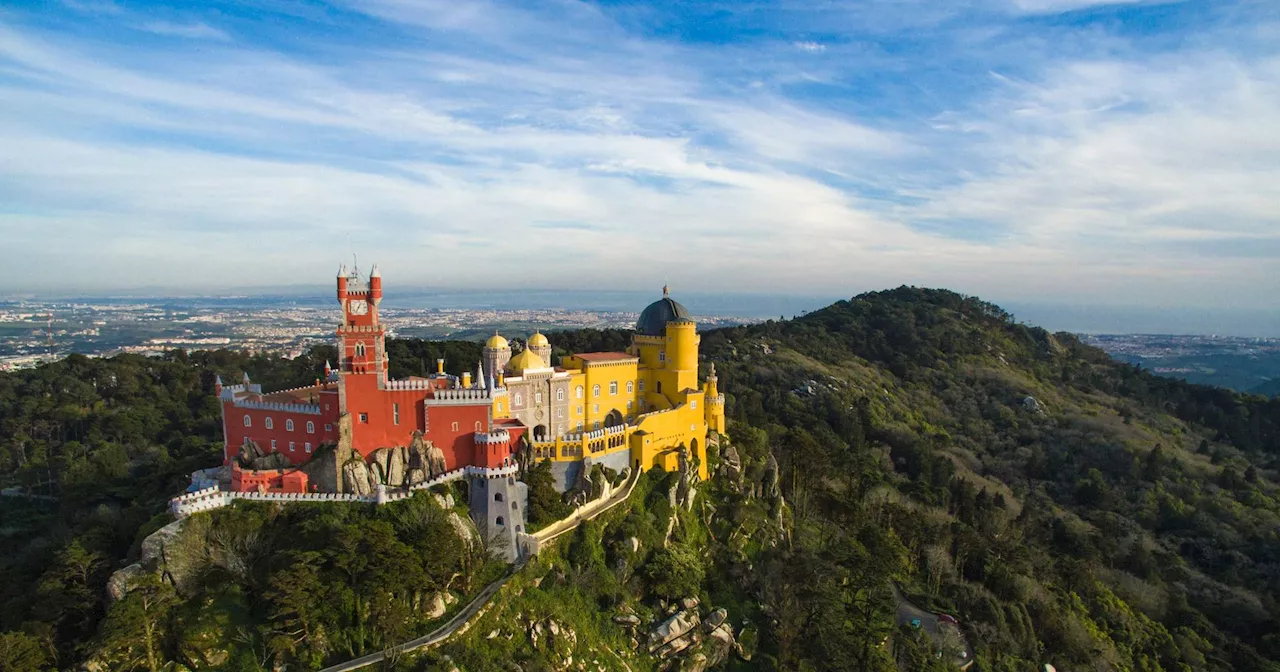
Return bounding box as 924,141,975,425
1,1,1278,317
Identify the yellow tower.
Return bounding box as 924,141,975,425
704,363,725,435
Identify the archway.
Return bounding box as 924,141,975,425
604,410,624,428
533,424,547,441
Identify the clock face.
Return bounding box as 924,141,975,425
348,299,369,315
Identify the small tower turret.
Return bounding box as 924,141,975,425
369,264,383,306
336,264,349,300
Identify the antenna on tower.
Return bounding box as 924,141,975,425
351,253,359,279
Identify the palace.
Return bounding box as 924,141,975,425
217,264,725,495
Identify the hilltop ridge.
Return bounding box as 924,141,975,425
1,286,1279,670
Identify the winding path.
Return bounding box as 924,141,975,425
318,470,642,672
892,585,974,669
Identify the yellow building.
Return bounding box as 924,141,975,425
484,287,724,481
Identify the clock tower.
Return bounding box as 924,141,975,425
335,263,386,380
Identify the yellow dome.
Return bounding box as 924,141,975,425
506,348,546,373
528,331,550,348
486,332,509,349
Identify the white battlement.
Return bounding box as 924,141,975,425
231,399,323,415
476,429,510,444
169,463,521,518
383,378,433,391
430,388,497,403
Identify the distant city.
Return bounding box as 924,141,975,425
2,292,1276,398
0,290,781,370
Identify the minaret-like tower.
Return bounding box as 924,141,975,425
704,362,726,435
528,331,552,367
484,332,512,383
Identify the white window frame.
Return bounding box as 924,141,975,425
285,419,294,432
306,421,315,434
514,392,522,406
270,439,277,450
243,415,251,427
638,380,645,392
576,385,583,399
535,391,543,404
609,381,618,395
305,442,312,453
556,389,564,401
659,351,666,362
393,403,400,425
264,417,274,430
289,441,295,451
627,381,634,393
593,384,600,398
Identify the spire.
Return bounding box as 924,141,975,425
476,361,486,389
663,283,669,297
242,371,250,385
324,360,332,377
337,263,347,276
370,263,380,278
214,374,223,389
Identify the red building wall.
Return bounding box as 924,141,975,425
422,403,494,471
222,392,340,465
344,374,432,458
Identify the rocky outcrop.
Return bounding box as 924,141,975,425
720,444,743,489
342,459,375,496
648,609,700,654
299,445,339,492
250,452,292,470
1022,395,1046,415
422,439,447,478
526,617,577,668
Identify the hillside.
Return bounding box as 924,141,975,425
1252,379,1280,398
1,288,1279,670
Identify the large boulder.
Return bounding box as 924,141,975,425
250,452,292,470
720,444,743,487
387,446,407,487
342,460,374,496
648,609,700,653
299,446,339,492
423,440,447,478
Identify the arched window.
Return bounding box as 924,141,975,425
475,421,482,431
639,380,645,392
512,501,519,510
265,417,274,430
495,516,505,526
355,342,366,356
514,392,522,405
659,350,666,362
285,419,294,432
556,389,564,401
627,381,634,393
592,385,600,398
243,415,251,427
306,421,315,434
495,492,504,502
576,385,583,399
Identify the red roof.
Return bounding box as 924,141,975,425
574,352,637,362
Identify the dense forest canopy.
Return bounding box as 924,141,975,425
1,286,1278,670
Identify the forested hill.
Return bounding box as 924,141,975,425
2,287,1280,670
696,286,1280,670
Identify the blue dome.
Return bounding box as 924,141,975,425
636,291,691,336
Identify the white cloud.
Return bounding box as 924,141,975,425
137,20,231,41
794,41,826,53
0,1,1277,310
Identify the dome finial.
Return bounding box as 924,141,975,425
663,283,669,297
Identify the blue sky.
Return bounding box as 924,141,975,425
1,0,1278,311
